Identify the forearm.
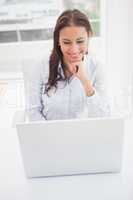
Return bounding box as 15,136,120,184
80,78,95,97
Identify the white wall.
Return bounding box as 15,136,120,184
127,0,133,114
105,0,129,91
105,0,133,116
127,0,133,78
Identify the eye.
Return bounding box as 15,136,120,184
63,41,71,45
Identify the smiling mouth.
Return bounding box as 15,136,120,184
66,51,84,62
70,56,80,60
69,55,82,61
68,51,84,57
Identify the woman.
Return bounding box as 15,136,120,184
24,9,111,121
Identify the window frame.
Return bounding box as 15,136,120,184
0,0,106,63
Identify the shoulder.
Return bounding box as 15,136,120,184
86,54,105,76
85,54,107,87
40,55,49,82
87,53,104,69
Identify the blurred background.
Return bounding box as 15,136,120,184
0,0,133,126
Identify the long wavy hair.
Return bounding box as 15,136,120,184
45,9,93,95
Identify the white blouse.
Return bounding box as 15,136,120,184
23,54,111,121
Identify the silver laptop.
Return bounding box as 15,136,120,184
16,117,124,178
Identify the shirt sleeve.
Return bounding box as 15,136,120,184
86,59,112,117
22,59,47,121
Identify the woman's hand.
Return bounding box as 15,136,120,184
65,60,95,96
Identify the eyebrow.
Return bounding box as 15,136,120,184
62,37,85,41
76,37,85,40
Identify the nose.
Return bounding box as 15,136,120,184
69,43,80,55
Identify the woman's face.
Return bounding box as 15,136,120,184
59,26,88,64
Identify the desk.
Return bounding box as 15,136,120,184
0,118,133,200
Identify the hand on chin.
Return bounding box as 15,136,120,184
67,60,81,74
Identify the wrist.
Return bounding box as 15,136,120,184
81,79,95,96
86,88,95,96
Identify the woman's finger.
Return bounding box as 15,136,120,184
76,65,79,73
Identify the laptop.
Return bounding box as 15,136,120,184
16,117,124,178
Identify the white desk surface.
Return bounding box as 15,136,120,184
0,117,133,200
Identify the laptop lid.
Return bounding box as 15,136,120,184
16,117,124,178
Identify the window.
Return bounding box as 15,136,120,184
0,30,17,43
0,0,100,43
63,0,100,36
20,28,54,41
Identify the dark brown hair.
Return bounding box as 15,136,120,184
45,9,93,94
